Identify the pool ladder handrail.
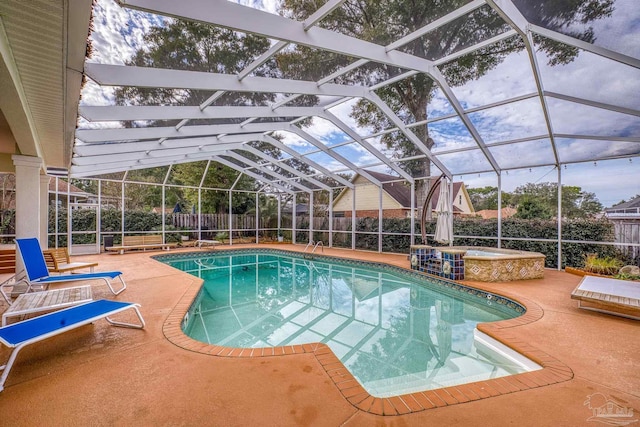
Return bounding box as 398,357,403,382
303,240,314,252
303,240,324,253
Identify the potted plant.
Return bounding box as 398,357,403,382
583,253,623,276
566,253,624,278
277,229,284,242
215,231,228,244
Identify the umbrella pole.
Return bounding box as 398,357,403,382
448,180,454,246
420,174,445,244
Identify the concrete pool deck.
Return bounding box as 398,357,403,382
0,244,637,426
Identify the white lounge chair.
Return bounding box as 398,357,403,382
0,299,145,392
571,275,640,320
194,239,222,249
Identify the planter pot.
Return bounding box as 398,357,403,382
277,236,283,242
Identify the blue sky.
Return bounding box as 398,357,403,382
81,0,640,208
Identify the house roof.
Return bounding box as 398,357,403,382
0,173,92,197
283,203,310,214
606,196,640,211
48,178,92,196
430,181,464,211
364,170,412,208
475,207,518,219
346,170,464,211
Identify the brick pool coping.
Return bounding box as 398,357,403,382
161,252,573,416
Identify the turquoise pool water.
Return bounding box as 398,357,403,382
159,250,537,397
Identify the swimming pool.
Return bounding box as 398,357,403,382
160,250,540,397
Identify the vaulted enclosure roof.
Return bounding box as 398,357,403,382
72,0,640,194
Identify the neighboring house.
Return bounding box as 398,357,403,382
48,177,94,205
50,178,121,208
0,173,121,209
605,196,640,219
332,170,475,219
151,207,175,215
475,207,518,219
604,196,640,258
283,203,311,216
0,173,92,207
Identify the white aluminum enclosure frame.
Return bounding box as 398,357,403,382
64,0,640,263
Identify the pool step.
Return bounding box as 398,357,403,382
361,356,519,398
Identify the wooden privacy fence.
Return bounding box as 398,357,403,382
171,214,353,231
612,221,640,260
172,213,256,230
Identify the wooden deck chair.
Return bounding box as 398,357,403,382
42,247,98,274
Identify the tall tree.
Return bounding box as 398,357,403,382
278,0,613,210
512,182,603,219
170,161,257,214
467,186,514,211
0,173,16,237
515,196,553,219
114,20,283,201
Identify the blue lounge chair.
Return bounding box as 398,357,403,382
13,238,126,297
0,299,145,392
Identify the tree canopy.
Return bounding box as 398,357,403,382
512,182,603,219
278,0,613,205
467,186,513,211
109,1,613,215
467,182,603,219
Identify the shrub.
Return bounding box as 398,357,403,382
583,254,623,276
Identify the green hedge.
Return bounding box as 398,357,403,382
0,208,627,269
47,208,170,247
329,217,625,268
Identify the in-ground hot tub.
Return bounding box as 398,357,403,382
410,245,546,282
459,246,546,282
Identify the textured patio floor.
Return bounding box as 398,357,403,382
0,244,637,426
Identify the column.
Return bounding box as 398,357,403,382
12,155,43,241
39,175,49,248
12,155,43,276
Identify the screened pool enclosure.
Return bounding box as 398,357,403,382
3,0,638,268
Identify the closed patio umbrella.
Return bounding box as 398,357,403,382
434,179,452,244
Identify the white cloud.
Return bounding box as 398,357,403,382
565,0,640,59
448,51,538,109
89,0,164,66
461,158,640,208
303,117,349,144
538,50,640,112
236,0,279,15
274,131,314,152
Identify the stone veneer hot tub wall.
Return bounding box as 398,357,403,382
410,245,546,282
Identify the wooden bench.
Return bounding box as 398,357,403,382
43,248,98,274
105,235,178,255
2,285,93,326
